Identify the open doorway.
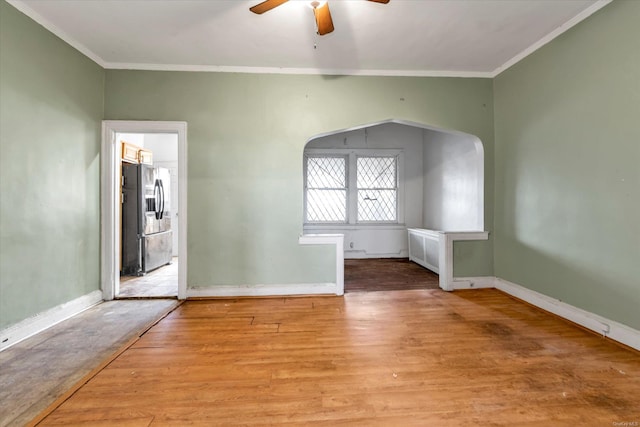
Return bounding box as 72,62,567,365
117,132,178,298
302,119,484,292
101,121,187,301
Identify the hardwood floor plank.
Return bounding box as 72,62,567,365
344,258,439,292
37,289,640,426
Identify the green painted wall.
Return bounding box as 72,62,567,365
494,0,640,329
0,1,104,329
4,0,635,335
104,72,495,287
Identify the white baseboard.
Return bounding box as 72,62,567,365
345,250,409,259
187,283,338,298
0,290,103,352
451,276,496,290
494,277,640,351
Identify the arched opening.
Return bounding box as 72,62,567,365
301,119,485,291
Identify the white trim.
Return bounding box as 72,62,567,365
299,233,344,296
0,291,103,352
450,276,496,290
187,283,337,298
6,0,106,67
305,224,407,231
408,228,440,274
103,63,493,78
494,277,640,352
308,119,480,147
8,0,611,79
307,120,485,231
438,231,490,291
100,123,119,301
304,148,404,226
491,0,613,76
101,121,188,301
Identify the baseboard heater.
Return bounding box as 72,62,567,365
408,228,440,274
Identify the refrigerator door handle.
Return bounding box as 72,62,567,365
154,179,162,220
159,180,165,220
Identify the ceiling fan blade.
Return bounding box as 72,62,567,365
250,0,288,14
367,0,390,3
313,2,334,36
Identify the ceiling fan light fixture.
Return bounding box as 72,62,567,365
250,0,388,35
311,1,334,35
309,0,327,9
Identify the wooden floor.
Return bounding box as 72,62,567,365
37,289,640,426
0,299,180,427
119,257,178,298
345,258,439,292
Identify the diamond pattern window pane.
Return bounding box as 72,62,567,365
357,156,397,222
357,157,396,189
307,189,347,222
357,190,397,222
306,156,347,222
306,157,345,189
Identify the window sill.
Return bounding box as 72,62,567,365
304,223,407,231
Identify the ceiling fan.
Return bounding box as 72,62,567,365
250,0,390,36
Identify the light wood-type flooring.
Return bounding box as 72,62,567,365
37,289,640,426
0,299,180,427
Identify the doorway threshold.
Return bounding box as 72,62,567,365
118,257,178,298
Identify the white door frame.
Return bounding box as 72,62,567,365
101,121,188,300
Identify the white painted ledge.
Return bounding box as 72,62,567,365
299,233,344,296
438,230,489,291
0,290,103,352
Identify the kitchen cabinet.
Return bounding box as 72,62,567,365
122,141,141,164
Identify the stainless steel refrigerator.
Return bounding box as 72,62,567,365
121,163,172,275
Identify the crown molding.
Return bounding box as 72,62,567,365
8,0,613,79
7,0,106,67
103,62,493,78
491,0,613,77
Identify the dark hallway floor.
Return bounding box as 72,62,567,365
344,258,439,292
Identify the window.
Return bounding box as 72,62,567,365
304,151,400,225
357,156,397,222
305,156,347,223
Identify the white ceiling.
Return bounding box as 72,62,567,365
9,0,611,77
